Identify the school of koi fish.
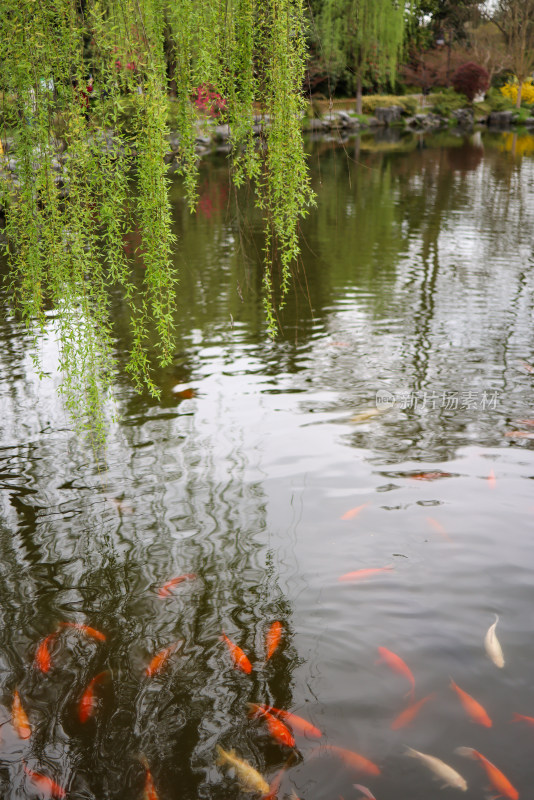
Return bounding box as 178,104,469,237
7,548,524,800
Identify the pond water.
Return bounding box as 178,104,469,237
1,128,534,799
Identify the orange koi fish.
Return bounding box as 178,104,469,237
262,769,284,800
79,671,108,723
450,679,492,727
353,786,377,800
34,633,57,672
23,765,66,798
248,704,295,747
487,469,496,488
60,622,106,642
140,755,159,800
145,642,182,677
511,712,534,726
221,633,252,674
157,573,196,598
390,693,435,730
315,744,380,776
339,565,394,582
455,748,518,800
516,419,534,425
376,647,415,700
12,690,31,739
172,387,196,399
266,622,283,660
505,430,534,439
341,504,369,521
255,705,322,738
409,471,453,481
426,516,453,542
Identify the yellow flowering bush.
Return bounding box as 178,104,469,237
501,79,534,105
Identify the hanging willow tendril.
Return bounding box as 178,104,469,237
0,0,314,446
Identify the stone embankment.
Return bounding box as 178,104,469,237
1,105,533,191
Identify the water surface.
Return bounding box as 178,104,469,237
1,129,534,799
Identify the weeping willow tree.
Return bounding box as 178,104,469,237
317,0,407,113
0,0,314,447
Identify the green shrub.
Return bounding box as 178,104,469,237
361,95,418,115
429,89,468,116
485,87,517,112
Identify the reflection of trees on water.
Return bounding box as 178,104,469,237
112,136,534,462
293,135,534,460
0,313,297,798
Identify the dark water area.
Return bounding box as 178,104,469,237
1,128,534,799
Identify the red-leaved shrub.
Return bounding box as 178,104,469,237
451,62,490,102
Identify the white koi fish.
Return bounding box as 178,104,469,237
405,747,467,791
216,746,270,795
484,614,504,668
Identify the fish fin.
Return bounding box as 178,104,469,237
247,703,263,719
454,747,475,759
215,745,225,766
404,747,418,758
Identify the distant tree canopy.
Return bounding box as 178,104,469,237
315,0,406,112
0,0,314,445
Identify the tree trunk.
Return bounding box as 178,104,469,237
356,73,362,115
516,80,523,108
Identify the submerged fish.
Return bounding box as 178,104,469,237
248,704,295,747
23,765,66,798
505,430,534,439
487,469,497,488
409,471,453,481
484,614,505,668
79,671,108,723
376,647,415,700
221,633,252,674
139,755,159,800
511,712,534,726
353,786,377,800
157,573,196,598
340,503,369,521
255,705,322,739
106,497,134,514
314,744,380,776
172,386,196,399
349,409,384,424
60,622,106,642
455,747,517,800
12,690,31,739
390,694,434,731
34,633,57,672
450,679,492,727
265,621,283,660
146,642,182,677
339,565,393,582
426,516,453,542
405,747,467,791
216,745,270,795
